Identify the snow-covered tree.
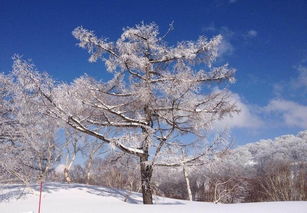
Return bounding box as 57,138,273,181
0,73,16,146
13,23,237,204
203,130,307,202
0,58,61,185
0,73,22,183
244,131,307,201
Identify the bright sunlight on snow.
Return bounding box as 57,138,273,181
0,183,306,213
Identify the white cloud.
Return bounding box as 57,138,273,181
293,65,307,89
265,99,307,129
272,63,307,98
272,83,284,97
203,25,235,57
246,30,258,38
218,39,234,57
214,92,263,129
213,94,307,131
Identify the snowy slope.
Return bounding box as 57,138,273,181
0,183,306,213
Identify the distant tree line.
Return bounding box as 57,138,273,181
50,131,307,203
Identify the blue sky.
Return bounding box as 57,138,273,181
1,0,306,145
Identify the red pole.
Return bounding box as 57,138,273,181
38,181,43,213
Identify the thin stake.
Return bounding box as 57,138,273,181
38,181,43,213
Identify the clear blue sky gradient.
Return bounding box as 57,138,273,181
1,0,306,145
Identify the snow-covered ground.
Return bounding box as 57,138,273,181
0,183,306,213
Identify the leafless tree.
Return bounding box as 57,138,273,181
11,22,237,204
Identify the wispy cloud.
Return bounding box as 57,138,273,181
203,24,259,58
218,39,234,57
292,65,307,90
273,61,307,97
214,92,263,129
263,61,307,129
229,0,238,3
212,88,307,131
202,24,235,57
265,99,307,129
246,30,258,38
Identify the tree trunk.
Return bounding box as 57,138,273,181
64,168,72,183
86,170,91,185
86,160,93,185
183,164,193,201
140,156,153,204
